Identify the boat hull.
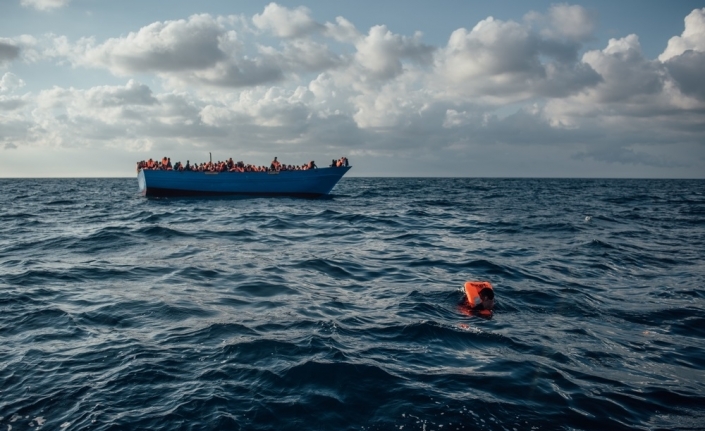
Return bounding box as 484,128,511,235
138,166,351,197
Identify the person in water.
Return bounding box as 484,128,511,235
463,281,495,312
477,287,495,310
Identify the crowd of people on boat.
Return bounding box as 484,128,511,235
137,156,349,173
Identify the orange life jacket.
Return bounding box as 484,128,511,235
464,281,494,308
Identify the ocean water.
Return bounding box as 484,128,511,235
1,177,704,431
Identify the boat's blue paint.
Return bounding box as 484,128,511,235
138,166,351,197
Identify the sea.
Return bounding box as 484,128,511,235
1,177,704,431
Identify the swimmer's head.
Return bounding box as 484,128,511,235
479,287,495,310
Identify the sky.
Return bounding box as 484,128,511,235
1,0,704,178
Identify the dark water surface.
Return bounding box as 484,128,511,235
1,178,704,431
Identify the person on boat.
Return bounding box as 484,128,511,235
335,157,348,167
308,161,317,169
271,157,281,170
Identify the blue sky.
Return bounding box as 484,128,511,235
1,0,704,177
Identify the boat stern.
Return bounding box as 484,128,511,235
137,169,147,195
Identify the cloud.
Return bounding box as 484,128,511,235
0,97,27,111
252,3,323,38
201,85,311,128
351,77,426,128
80,15,231,74
659,8,705,61
1,76,353,158
258,39,345,73
580,35,664,104
0,41,21,66
431,17,600,102
0,108,33,149
22,81,219,149
2,35,42,64
166,58,283,88
533,62,602,98
324,16,360,43
540,32,701,123
437,103,699,170
50,8,431,88
354,25,434,80
664,50,705,101
86,79,158,107
547,3,596,41
20,0,70,11
525,3,597,42
442,18,540,79
55,14,285,88
0,72,26,93
572,145,686,168
657,8,705,102
0,74,28,117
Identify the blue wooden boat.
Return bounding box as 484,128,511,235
138,166,351,197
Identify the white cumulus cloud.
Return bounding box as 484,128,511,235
659,8,705,102
354,25,434,80
324,16,360,43
525,3,597,42
580,34,665,104
432,16,600,102
252,3,323,38
80,14,231,74
53,14,285,88
659,8,705,61
0,72,26,93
